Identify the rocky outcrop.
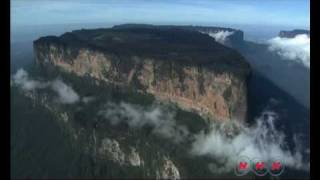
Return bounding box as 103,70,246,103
98,138,143,167
279,29,310,38
33,26,251,122
156,157,180,180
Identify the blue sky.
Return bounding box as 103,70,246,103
11,0,309,28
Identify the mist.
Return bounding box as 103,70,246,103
97,101,309,173
98,102,190,144
50,79,80,104
12,68,80,104
191,111,309,173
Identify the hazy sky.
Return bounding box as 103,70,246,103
11,0,309,28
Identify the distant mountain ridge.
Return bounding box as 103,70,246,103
279,29,310,38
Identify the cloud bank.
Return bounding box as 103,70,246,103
268,34,310,68
98,101,309,173
205,30,234,44
191,111,309,173
12,68,80,104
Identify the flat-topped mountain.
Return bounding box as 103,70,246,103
279,29,310,38
34,26,251,122
113,23,244,47
35,26,247,70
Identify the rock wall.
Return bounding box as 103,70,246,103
34,45,248,122
33,28,250,122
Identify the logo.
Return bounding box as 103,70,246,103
235,156,251,176
268,158,285,176
251,158,268,176
234,156,285,176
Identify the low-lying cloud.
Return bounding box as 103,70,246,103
12,68,80,104
98,102,189,144
13,68,309,174
204,30,234,44
98,101,309,173
268,34,310,68
190,111,309,173
50,79,80,104
12,68,50,90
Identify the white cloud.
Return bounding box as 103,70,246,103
12,68,309,174
50,79,80,104
99,101,309,173
98,102,189,144
12,68,80,104
12,69,49,90
203,30,234,44
190,111,309,173
268,34,310,68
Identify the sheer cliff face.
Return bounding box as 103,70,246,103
33,27,250,122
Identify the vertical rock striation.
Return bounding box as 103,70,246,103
34,26,251,122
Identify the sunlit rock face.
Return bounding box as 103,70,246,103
34,26,251,122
